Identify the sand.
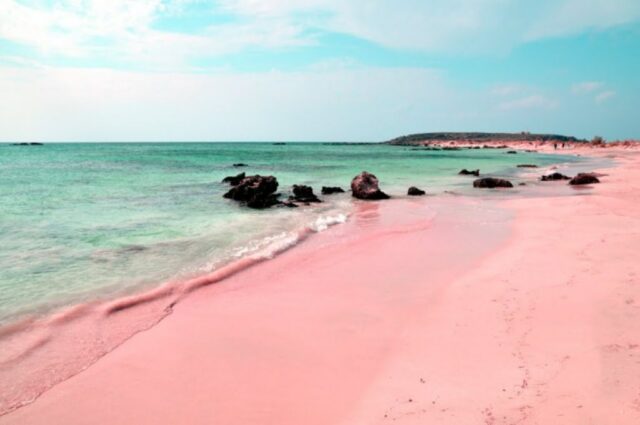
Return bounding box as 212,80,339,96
2,147,639,425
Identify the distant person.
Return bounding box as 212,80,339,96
554,143,557,150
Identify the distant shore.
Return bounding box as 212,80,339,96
2,143,640,424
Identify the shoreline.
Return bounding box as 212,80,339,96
0,144,640,422
0,146,589,415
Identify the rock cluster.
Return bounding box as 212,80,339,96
223,175,281,209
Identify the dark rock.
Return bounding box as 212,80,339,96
351,172,390,200
569,173,600,185
442,147,461,151
290,185,321,203
541,172,571,181
280,201,299,208
222,172,245,186
506,150,518,154
223,175,280,209
459,169,480,176
407,187,426,196
233,163,248,167
321,186,345,195
517,164,538,168
519,182,527,186
473,177,514,189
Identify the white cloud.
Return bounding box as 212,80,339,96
595,90,616,103
1,0,640,67
572,81,604,94
498,95,557,111
0,64,451,141
221,0,640,52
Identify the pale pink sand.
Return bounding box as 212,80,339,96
2,149,640,425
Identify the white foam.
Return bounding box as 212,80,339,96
309,213,348,232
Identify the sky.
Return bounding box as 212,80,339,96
0,0,639,142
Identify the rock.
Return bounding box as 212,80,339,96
459,169,480,176
519,182,527,186
517,164,538,168
541,172,571,181
290,185,321,203
223,175,280,209
506,150,518,154
351,172,390,200
473,177,514,188
407,187,426,196
233,163,248,167
321,186,345,195
569,173,600,185
280,200,299,208
222,172,245,186
442,147,461,151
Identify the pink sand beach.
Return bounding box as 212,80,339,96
2,145,640,424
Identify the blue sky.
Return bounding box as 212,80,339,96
0,0,639,141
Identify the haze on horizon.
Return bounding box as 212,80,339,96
0,0,639,142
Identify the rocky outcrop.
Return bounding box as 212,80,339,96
569,173,600,185
223,175,280,209
459,169,480,176
541,172,571,181
351,172,390,200
407,187,426,196
473,177,514,188
290,185,321,203
222,172,246,186
321,186,345,195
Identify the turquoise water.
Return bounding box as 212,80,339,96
0,142,579,325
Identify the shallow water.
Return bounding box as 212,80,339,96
0,142,580,325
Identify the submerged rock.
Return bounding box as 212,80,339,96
223,175,280,209
233,163,248,167
407,187,426,196
321,186,345,195
280,200,299,208
473,177,514,189
222,172,245,186
541,172,571,181
506,150,518,154
569,173,600,185
290,185,321,203
351,172,390,200
517,164,538,168
459,169,480,176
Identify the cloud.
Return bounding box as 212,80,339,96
572,81,604,94
1,0,640,69
595,90,616,103
221,0,640,52
498,95,557,111
0,64,450,141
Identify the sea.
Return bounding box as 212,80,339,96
0,142,583,327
